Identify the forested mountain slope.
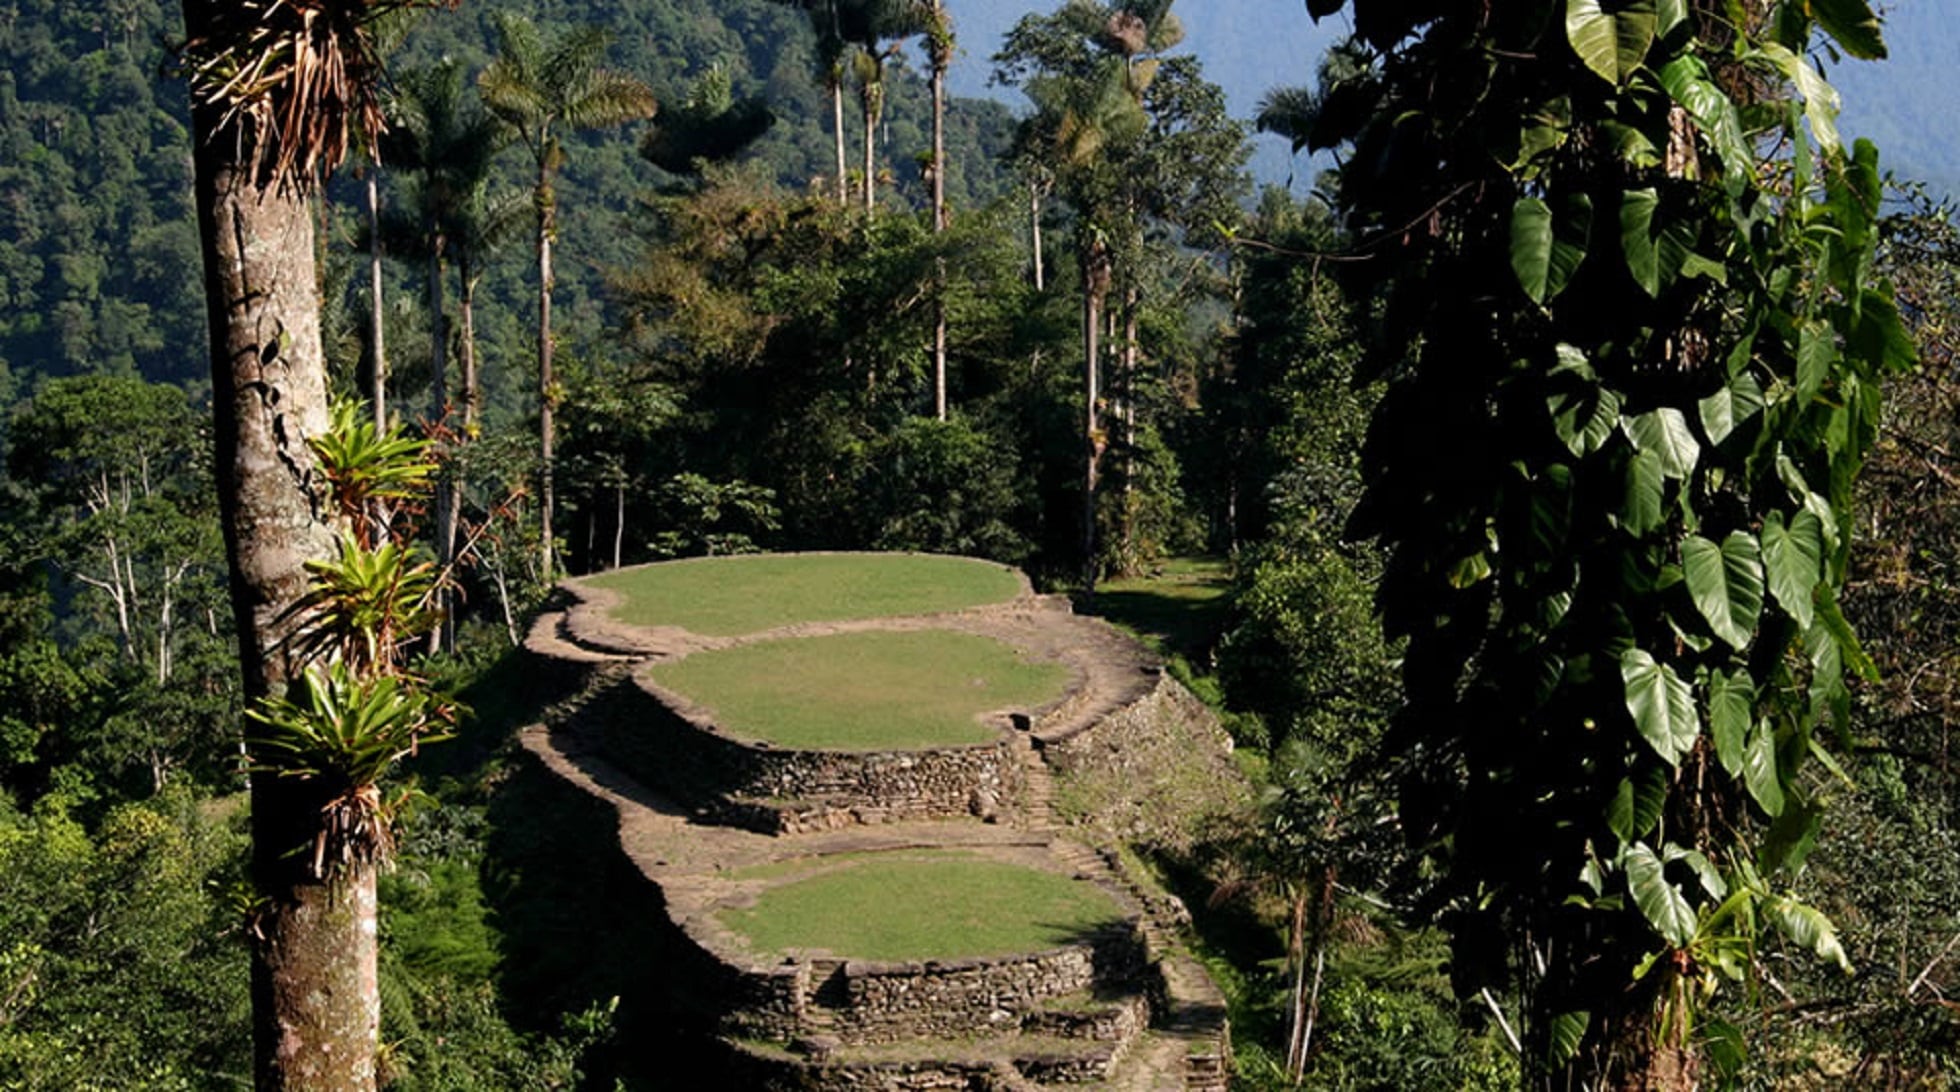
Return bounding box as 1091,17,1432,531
0,0,1017,399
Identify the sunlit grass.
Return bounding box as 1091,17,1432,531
581,553,1023,636
720,850,1125,961
648,630,1069,750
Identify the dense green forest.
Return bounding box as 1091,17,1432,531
5,0,1960,1088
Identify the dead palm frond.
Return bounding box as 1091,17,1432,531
182,0,455,190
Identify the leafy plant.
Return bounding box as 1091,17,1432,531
1309,0,1908,1080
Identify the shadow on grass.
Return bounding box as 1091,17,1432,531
1080,559,1233,663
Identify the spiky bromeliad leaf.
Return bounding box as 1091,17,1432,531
1622,649,1699,765
1682,532,1764,650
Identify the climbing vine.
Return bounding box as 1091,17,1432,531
1307,0,1908,1082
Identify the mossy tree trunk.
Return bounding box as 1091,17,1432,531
183,3,370,1085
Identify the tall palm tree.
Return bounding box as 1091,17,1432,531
839,0,927,211
179,0,417,1086
923,0,953,419
767,0,852,202
480,14,655,580
381,58,507,650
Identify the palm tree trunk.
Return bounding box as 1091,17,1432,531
930,14,948,421
536,159,557,580
459,262,480,434
367,172,386,433
1081,241,1107,596
184,32,372,1084
428,231,453,651
1118,286,1139,568
862,83,877,212
830,75,849,204
1030,180,1046,291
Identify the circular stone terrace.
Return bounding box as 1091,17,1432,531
527,552,1233,1088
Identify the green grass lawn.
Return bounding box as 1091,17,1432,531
720,850,1125,961
580,553,1023,636
1087,558,1232,661
647,630,1070,750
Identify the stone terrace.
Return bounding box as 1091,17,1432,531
519,555,1236,1090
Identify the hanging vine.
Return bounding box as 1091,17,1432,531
1307,0,1907,1083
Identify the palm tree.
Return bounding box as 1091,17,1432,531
480,13,655,580
922,0,953,419
766,0,852,202
1012,43,1148,593
179,0,410,1086
381,58,507,650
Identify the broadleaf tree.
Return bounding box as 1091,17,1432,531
1306,0,1907,1083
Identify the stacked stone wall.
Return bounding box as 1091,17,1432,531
599,673,1025,826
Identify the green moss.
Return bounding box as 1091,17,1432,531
648,630,1069,751
720,850,1124,962
581,553,1023,636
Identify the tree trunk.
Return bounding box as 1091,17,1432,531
613,481,625,570
861,72,879,212
930,15,948,421
429,230,453,652
536,159,558,580
459,263,481,435
367,172,386,434
830,76,849,204
1118,287,1139,568
183,10,371,1081
1081,240,1108,596
1030,180,1046,291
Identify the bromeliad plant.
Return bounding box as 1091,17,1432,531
249,401,454,878
1306,0,1908,1083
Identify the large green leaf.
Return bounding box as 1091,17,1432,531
1698,373,1764,445
1549,380,1623,457
1796,320,1835,406
1810,0,1887,60
1656,56,1750,177
1707,667,1753,778
1622,649,1699,765
1626,842,1696,946
1743,720,1785,817
1511,194,1593,304
1764,894,1852,971
1623,448,1665,535
1681,532,1763,650
1566,0,1658,86
1761,510,1821,629
1755,42,1840,155
1625,408,1699,479
1606,761,1668,843
1546,1010,1591,1069
1620,187,1660,296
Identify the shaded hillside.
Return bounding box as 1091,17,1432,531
0,0,1018,401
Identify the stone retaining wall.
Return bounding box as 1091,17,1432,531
715,922,1148,1046
599,672,1026,827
